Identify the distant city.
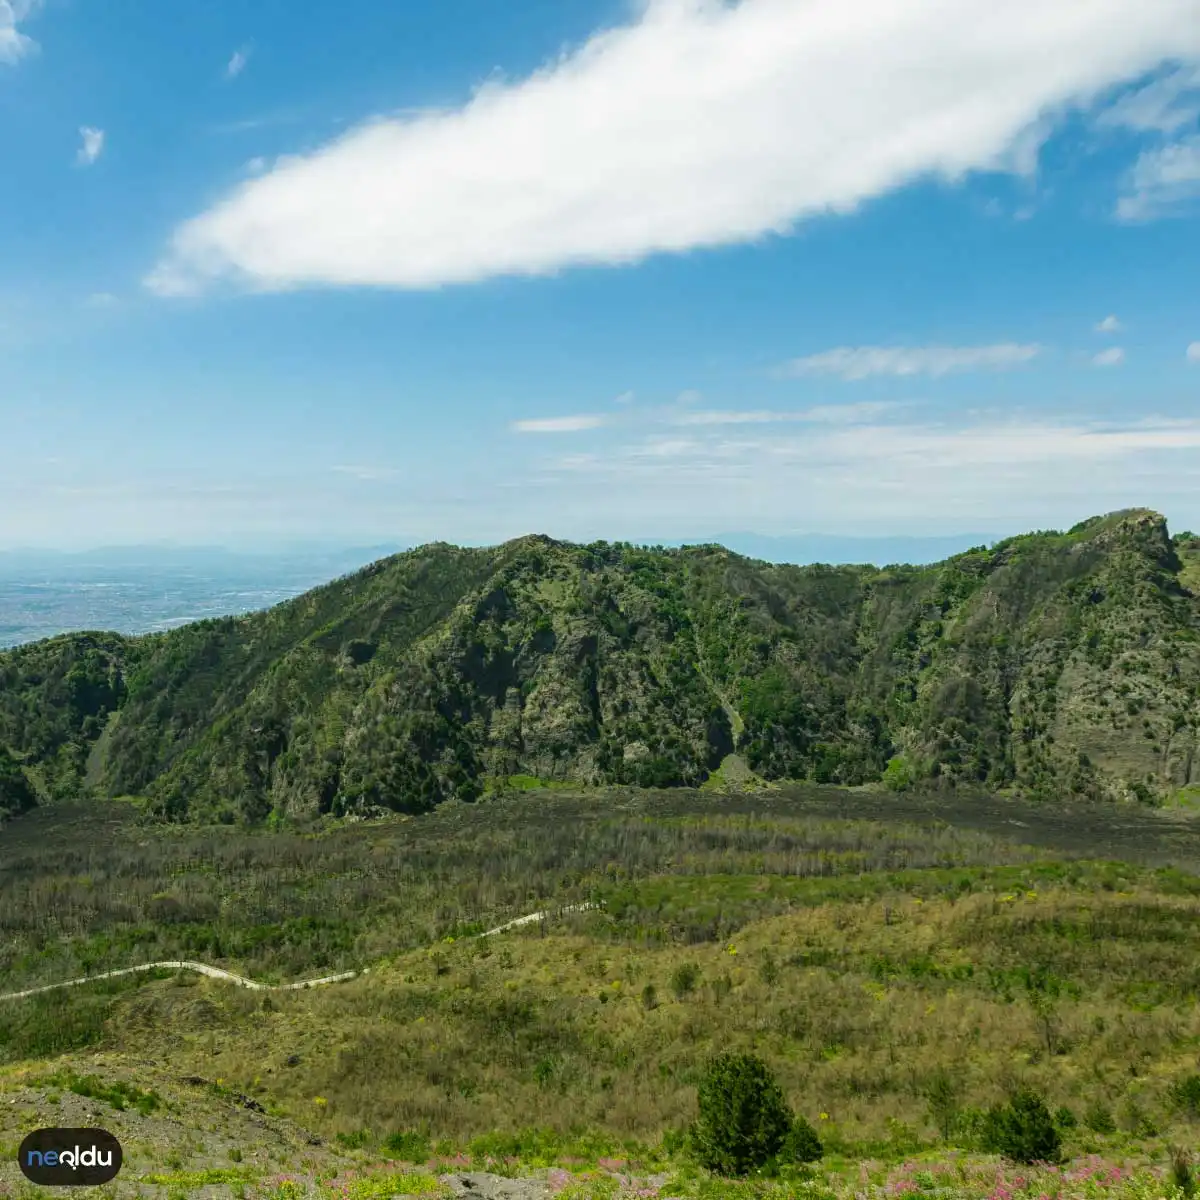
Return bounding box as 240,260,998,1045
0,546,405,649
0,532,991,649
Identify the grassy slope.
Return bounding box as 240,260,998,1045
0,509,1198,823
2,791,1200,1197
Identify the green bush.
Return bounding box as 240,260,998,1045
980,1088,1062,1164
689,1053,796,1177
49,1072,160,1116
382,1130,430,1162
924,1069,962,1142
882,754,917,792
1084,1100,1117,1134
1168,1074,1200,1118
670,962,700,999
780,1116,824,1165
1054,1105,1078,1131
1170,1147,1196,1199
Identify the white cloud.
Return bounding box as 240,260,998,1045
226,45,250,79
1095,314,1122,333
512,414,606,433
614,390,636,405
674,409,793,426
84,292,119,308
675,389,703,406
331,464,397,480
11,409,1200,546
778,343,1041,381
77,127,105,166
798,401,901,424
1096,63,1200,133
627,437,703,458
1116,133,1200,220
522,412,1200,536
1187,341,1200,362
1093,346,1126,366
146,0,1200,295
674,401,897,426
0,0,37,65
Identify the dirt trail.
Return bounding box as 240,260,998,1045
0,903,601,1004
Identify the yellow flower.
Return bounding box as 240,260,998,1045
313,1096,328,1107
727,945,738,955
820,1113,829,1121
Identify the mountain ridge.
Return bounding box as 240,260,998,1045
2,508,1199,824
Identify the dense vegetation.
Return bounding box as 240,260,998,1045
1,508,1199,824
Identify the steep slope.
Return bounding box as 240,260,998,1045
1,509,1197,822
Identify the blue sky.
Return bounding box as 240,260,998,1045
2,0,1200,550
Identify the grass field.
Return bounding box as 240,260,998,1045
2,786,1200,1197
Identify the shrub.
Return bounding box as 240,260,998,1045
924,1069,962,1142
1170,1147,1196,1198
980,1088,1062,1164
1168,1074,1200,1118
670,962,700,1000
1054,1105,1077,1131
689,1053,795,1176
759,951,780,988
780,1116,823,1165
383,1130,430,1162
882,754,917,792
661,1127,688,1157
1084,1100,1117,1134
641,984,658,1011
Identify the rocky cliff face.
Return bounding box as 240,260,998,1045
2,510,1198,822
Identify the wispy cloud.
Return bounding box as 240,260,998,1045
77,127,105,166
614,390,636,405
1095,314,1122,333
526,412,1200,536
1116,133,1200,220
673,401,898,427
1187,341,1200,363
146,0,1200,295
84,292,119,308
777,343,1041,381
512,415,606,434
331,464,397,480
0,0,37,65
799,401,901,424
1093,347,1126,367
674,410,795,426
1096,64,1200,134
626,437,704,459
226,44,251,79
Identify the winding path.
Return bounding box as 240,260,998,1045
0,902,600,1004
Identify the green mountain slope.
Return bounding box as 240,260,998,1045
2,509,1198,822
